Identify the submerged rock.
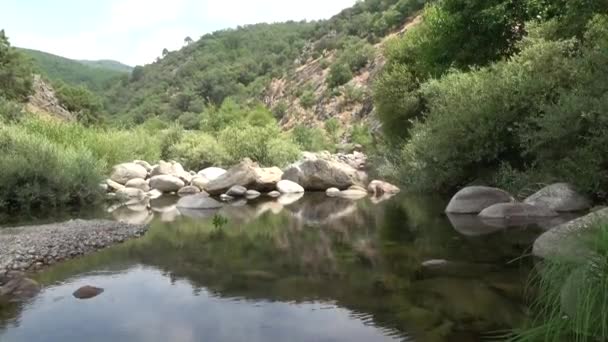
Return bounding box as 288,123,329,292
446,186,514,214
176,194,222,210
73,285,104,300
524,183,591,212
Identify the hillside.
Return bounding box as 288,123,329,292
19,48,128,93
78,59,132,73
104,0,426,125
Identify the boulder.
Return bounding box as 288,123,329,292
282,152,367,191
326,188,341,197
150,161,174,177
177,186,201,197
198,167,227,181
246,190,261,200
106,179,125,192
227,185,247,197
479,203,558,219
73,285,104,300
220,194,235,202
277,180,305,194
176,194,223,210
172,163,193,184
0,275,40,300
368,180,400,196
524,183,591,212
146,189,163,199
205,160,257,195
149,175,185,193
110,163,148,185
252,167,283,192
191,176,209,191
125,178,150,192
133,160,152,172
445,186,514,214
115,188,146,201
533,208,608,261
267,191,281,198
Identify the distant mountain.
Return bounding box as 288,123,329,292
78,59,133,73
18,48,129,93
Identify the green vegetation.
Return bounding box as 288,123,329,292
0,30,33,102
512,222,608,342
374,0,608,199
20,48,128,93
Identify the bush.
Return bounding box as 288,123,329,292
177,112,202,130
350,123,373,149
291,125,332,152
324,118,342,145
327,62,353,88
0,97,23,122
272,100,289,119
168,131,230,170
0,124,104,210
299,90,316,109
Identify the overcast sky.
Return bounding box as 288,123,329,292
1,0,357,66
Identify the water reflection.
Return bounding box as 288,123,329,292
0,194,544,341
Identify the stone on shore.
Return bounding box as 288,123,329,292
326,188,341,197
227,185,247,197
149,175,185,193
446,186,514,214
110,163,148,185
277,180,304,194
106,179,125,192
133,160,152,172
198,167,227,182
479,203,558,219
205,160,283,195
177,186,201,197
524,183,591,212
282,152,367,190
191,176,209,191
245,190,261,200
125,178,150,192
368,180,400,196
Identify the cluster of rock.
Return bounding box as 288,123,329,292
445,183,592,235
103,152,400,207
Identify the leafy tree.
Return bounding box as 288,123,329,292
0,30,33,101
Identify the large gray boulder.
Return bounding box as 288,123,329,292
533,208,608,261
227,185,247,197
150,161,192,183
479,203,558,219
177,194,223,210
277,180,304,194
110,163,148,185
205,159,283,195
282,152,367,191
524,183,591,212
445,186,514,214
149,175,185,193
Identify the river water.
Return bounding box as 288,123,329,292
0,193,547,341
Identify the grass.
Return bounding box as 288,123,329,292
511,221,608,342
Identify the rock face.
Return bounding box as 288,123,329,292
479,203,558,219
149,175,185,193
198,167,227,181
446,186,514,214
110,163,148,185
277,180,305,194
125,178,150,192
533,208,608,261
73,285,104,300
282,152,367,190
0,220,148,273
176,194,222,210
524,183,591,212
368,180,400,196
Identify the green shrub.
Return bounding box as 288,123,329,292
291,125,332,152
341,84,366,104
0,97,23,122
177,112,202,130
324,118,342,145
327,62,353,88
168,131,229,170
299,90,316,109
272,100,289,119
265,138,302,167
350,123,373,149
0,125,104,210
54,81,103,126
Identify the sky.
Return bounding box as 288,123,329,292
1,0,357,66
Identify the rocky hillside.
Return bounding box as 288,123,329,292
266,14,422,131
25,75,75,121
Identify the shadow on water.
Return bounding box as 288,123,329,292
0,193,552,341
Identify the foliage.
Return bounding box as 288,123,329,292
511,222,608,342
350,123,374,149
327,62,353,88
0,124,104,210
168,131,229,170
54,81,104,125
299,90,316,109
272,100,289,119
324,118,342,145
0,30,33,101
0,97,23,122
291,125,332,152
341,84,366,104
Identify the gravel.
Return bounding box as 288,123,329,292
0,219,148,275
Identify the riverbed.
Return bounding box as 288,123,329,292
0,194,545,341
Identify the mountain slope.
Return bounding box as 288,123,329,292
78,59,132,73
19,48,128,92
104,0,427,125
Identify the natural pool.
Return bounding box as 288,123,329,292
0,194,548,341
